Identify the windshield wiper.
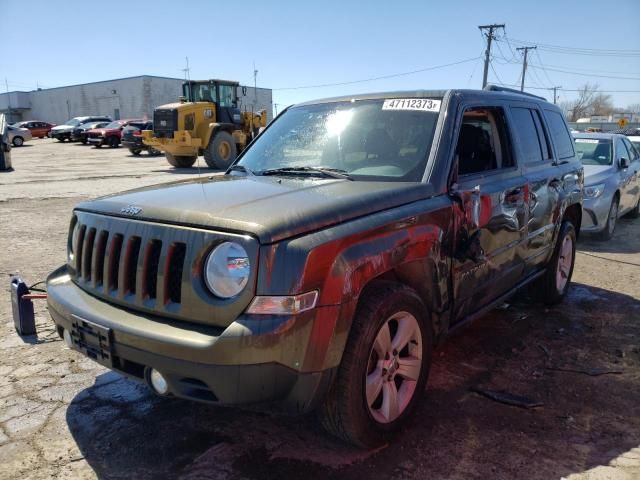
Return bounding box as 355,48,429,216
260,166,354,180
228,164,255,176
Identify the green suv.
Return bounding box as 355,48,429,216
47,86,583,446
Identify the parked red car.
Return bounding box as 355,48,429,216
12,121,56,138
86,119,145,148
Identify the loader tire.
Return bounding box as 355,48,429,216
165,153,196,168
204,131,236,170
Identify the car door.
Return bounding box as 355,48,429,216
451,103,528,323
614,136,634,212
508,103,559,275
621,137,640,210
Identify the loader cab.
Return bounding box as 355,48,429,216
183,80,242,126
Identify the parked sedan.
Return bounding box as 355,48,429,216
121,121,160,155
573,133,640,239
7,125,33,146
71,121,111,144
87,119,144,148
12,121,56,138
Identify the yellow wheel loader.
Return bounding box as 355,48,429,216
142,79,267,169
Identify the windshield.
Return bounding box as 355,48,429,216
186,83,217,103
237,98,441,182
104,121,122,129
65,118,83,126
574,138,612,166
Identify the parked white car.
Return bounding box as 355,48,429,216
7,125,32,147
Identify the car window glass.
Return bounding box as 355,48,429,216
615,137,628,161
510,107,544,164
574,138,612,166
457,106,514,176
622,137,639,160
544,110,574,159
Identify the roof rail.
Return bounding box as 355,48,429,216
484,84,547,102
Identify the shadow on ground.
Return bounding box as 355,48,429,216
66,283,640,479
578,216,640,254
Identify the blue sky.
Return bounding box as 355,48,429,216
2,0,639,112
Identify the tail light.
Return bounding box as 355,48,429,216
133,130,142,137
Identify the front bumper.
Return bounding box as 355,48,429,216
87,137,105,146
50,130,72,139
141,130,200,157
581,193,614,232
46,266,336,412
121,139,144,149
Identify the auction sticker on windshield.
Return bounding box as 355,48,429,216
575,138,600,143
382,98,441,112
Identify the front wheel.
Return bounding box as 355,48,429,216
165,153,197,168
319,283,432,447
12,136,24,147
204,131,237,169
533,221,576,305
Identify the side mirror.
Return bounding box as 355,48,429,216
620,157,629,169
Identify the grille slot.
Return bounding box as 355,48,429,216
75,225,86,274
94,231,108,287
143,240,162,300
124,236,142,296
165,243,186,304
82,228,96,281
108,234,124,292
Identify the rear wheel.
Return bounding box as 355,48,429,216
204,131,236,169
81,138,88,145
320,283,432,447
129,148,142,156
166,153,197,168
532,221,576,305
598,197,619,240
12,136,24,147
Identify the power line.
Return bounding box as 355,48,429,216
505,37,640,57
526,64,640,81
272,56,481,90
493,82,640,93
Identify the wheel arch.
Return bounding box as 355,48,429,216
562,202,582,238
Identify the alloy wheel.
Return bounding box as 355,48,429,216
556,234,573,292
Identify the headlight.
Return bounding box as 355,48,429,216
204,242,250,298
584,183,605,198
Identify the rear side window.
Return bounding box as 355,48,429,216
622,137,639,160
544,110,574,159
510,107,545,164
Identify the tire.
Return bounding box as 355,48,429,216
598,197,619,240
625,196,640,219
204,131,237,169
166,153,197,168
108,136,119,148
81,139,88,145
94,143,102,148
319,282,432,447
129,148,142,156
533,221,576,305
148,148,161,156
12,136,24,147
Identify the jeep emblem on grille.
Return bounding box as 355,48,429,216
121,205,143,216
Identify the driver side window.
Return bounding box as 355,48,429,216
456,107,514,176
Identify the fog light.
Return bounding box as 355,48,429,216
149,369,169,395
62,328,73,348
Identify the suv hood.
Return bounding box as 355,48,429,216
76,175,435,244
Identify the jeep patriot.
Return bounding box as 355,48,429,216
46,85,583,446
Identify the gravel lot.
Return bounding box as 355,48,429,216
1,139,639,480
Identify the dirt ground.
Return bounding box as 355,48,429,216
1,139,639,480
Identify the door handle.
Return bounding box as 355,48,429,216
549,178,562,189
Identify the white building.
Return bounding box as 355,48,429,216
0,75,273,124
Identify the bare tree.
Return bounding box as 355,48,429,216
626,103,640,114
560,83,618,121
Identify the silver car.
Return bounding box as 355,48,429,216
7,125,33,147
573,133,640,239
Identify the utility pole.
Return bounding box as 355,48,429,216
551,86,562,104
253,62,258,109
516,46,537,92
478,24,505,88
5,78,11,122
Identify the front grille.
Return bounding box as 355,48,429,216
69,211,258,327
153,109,178,138
73,219,186,307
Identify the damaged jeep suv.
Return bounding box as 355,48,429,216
47,85,583,446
